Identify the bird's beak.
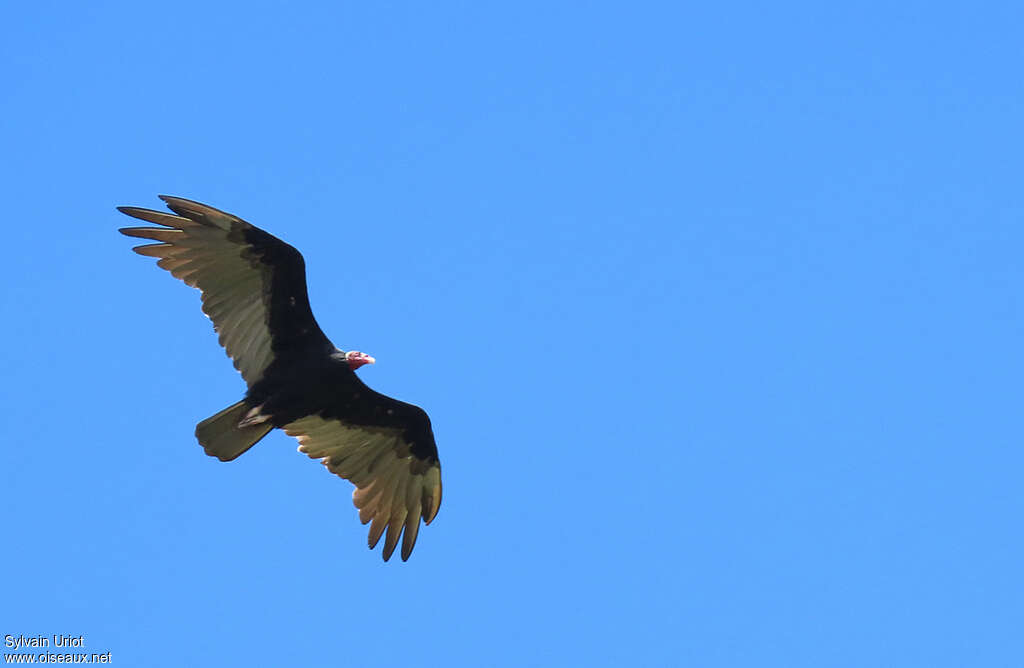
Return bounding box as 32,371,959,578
364,355,376,365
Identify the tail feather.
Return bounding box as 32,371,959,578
195,400,273,461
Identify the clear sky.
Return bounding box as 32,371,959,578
3,2,1022,666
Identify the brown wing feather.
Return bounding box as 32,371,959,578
119,196,324,386
283,415,442,561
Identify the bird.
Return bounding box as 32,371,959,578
118,196,441,561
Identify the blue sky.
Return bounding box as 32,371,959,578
3,2,1023,665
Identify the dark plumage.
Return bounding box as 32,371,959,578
119,196,441,561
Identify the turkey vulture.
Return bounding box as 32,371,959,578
119,196,441,561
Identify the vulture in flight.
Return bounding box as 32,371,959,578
119,196,441,561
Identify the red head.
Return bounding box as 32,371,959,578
344,350,376,370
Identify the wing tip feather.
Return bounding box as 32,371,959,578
131,243,172,257
117,205,192,228
158,195,243,229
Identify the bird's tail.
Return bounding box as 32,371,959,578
195,400,273,461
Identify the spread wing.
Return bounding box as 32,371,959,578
283,386,442,562
119,196,331,386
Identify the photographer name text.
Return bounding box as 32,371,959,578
5,635,85,650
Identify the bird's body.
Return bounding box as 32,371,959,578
119,196,441,561
246,349,437,463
